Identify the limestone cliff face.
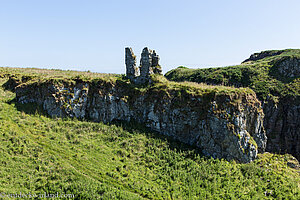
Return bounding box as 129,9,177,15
14,78,266,163
166,51,300,160
276,57,300,78
263,95,300,160
263,56,300,160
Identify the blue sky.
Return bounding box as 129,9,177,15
1,0,300,74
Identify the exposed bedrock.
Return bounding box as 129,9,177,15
242,50,284,63
274,56,300,78
263,97,300,160
15,79,267,163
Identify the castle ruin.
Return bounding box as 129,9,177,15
125,47,162,83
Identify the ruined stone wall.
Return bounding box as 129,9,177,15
126,47,162,83
125,47,139,79
140,47,154,79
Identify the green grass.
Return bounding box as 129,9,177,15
0,67,121,89
150,74,255,96
165,49,300,101
242,49,300,64
0,67,120,80
0,75,299,199
0,66,254,96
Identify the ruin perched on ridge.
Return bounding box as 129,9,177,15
125,47,162,83
125,48,139,79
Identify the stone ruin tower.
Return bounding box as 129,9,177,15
125,47,162,83
125,47,139,79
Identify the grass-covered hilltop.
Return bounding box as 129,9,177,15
0,56,299,199
166,49,300,161
166,49,300,100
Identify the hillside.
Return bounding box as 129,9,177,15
165,49,300,161
2,66,267,163
165,49,300,100
0,68,299,199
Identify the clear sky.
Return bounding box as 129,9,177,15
1,0,300,74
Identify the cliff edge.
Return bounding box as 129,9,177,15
165,49,300,160
0,66,266,163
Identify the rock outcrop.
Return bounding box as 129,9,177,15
242,50,284,63
244,54,300,160
1,48,270,163
165,50,300,160
274,56,300,78
263,97,300,159
14,77,267,163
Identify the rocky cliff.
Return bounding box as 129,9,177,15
10,75,266,163
263,97,300,156
165,49,300,160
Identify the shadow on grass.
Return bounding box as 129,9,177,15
9,98,205,161
8,98,47,116
110,119,204,159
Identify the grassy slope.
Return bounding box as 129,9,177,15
0,67,120,80
165,49,300,101
0,68,299,199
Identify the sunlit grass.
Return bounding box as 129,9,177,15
0,67,120,80
0,73,299,199
165,49,300,100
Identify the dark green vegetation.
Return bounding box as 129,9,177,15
165,49,300,101
0,67,299,199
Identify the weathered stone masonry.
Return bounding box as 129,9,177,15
125,47,162,83
125,47,139,79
